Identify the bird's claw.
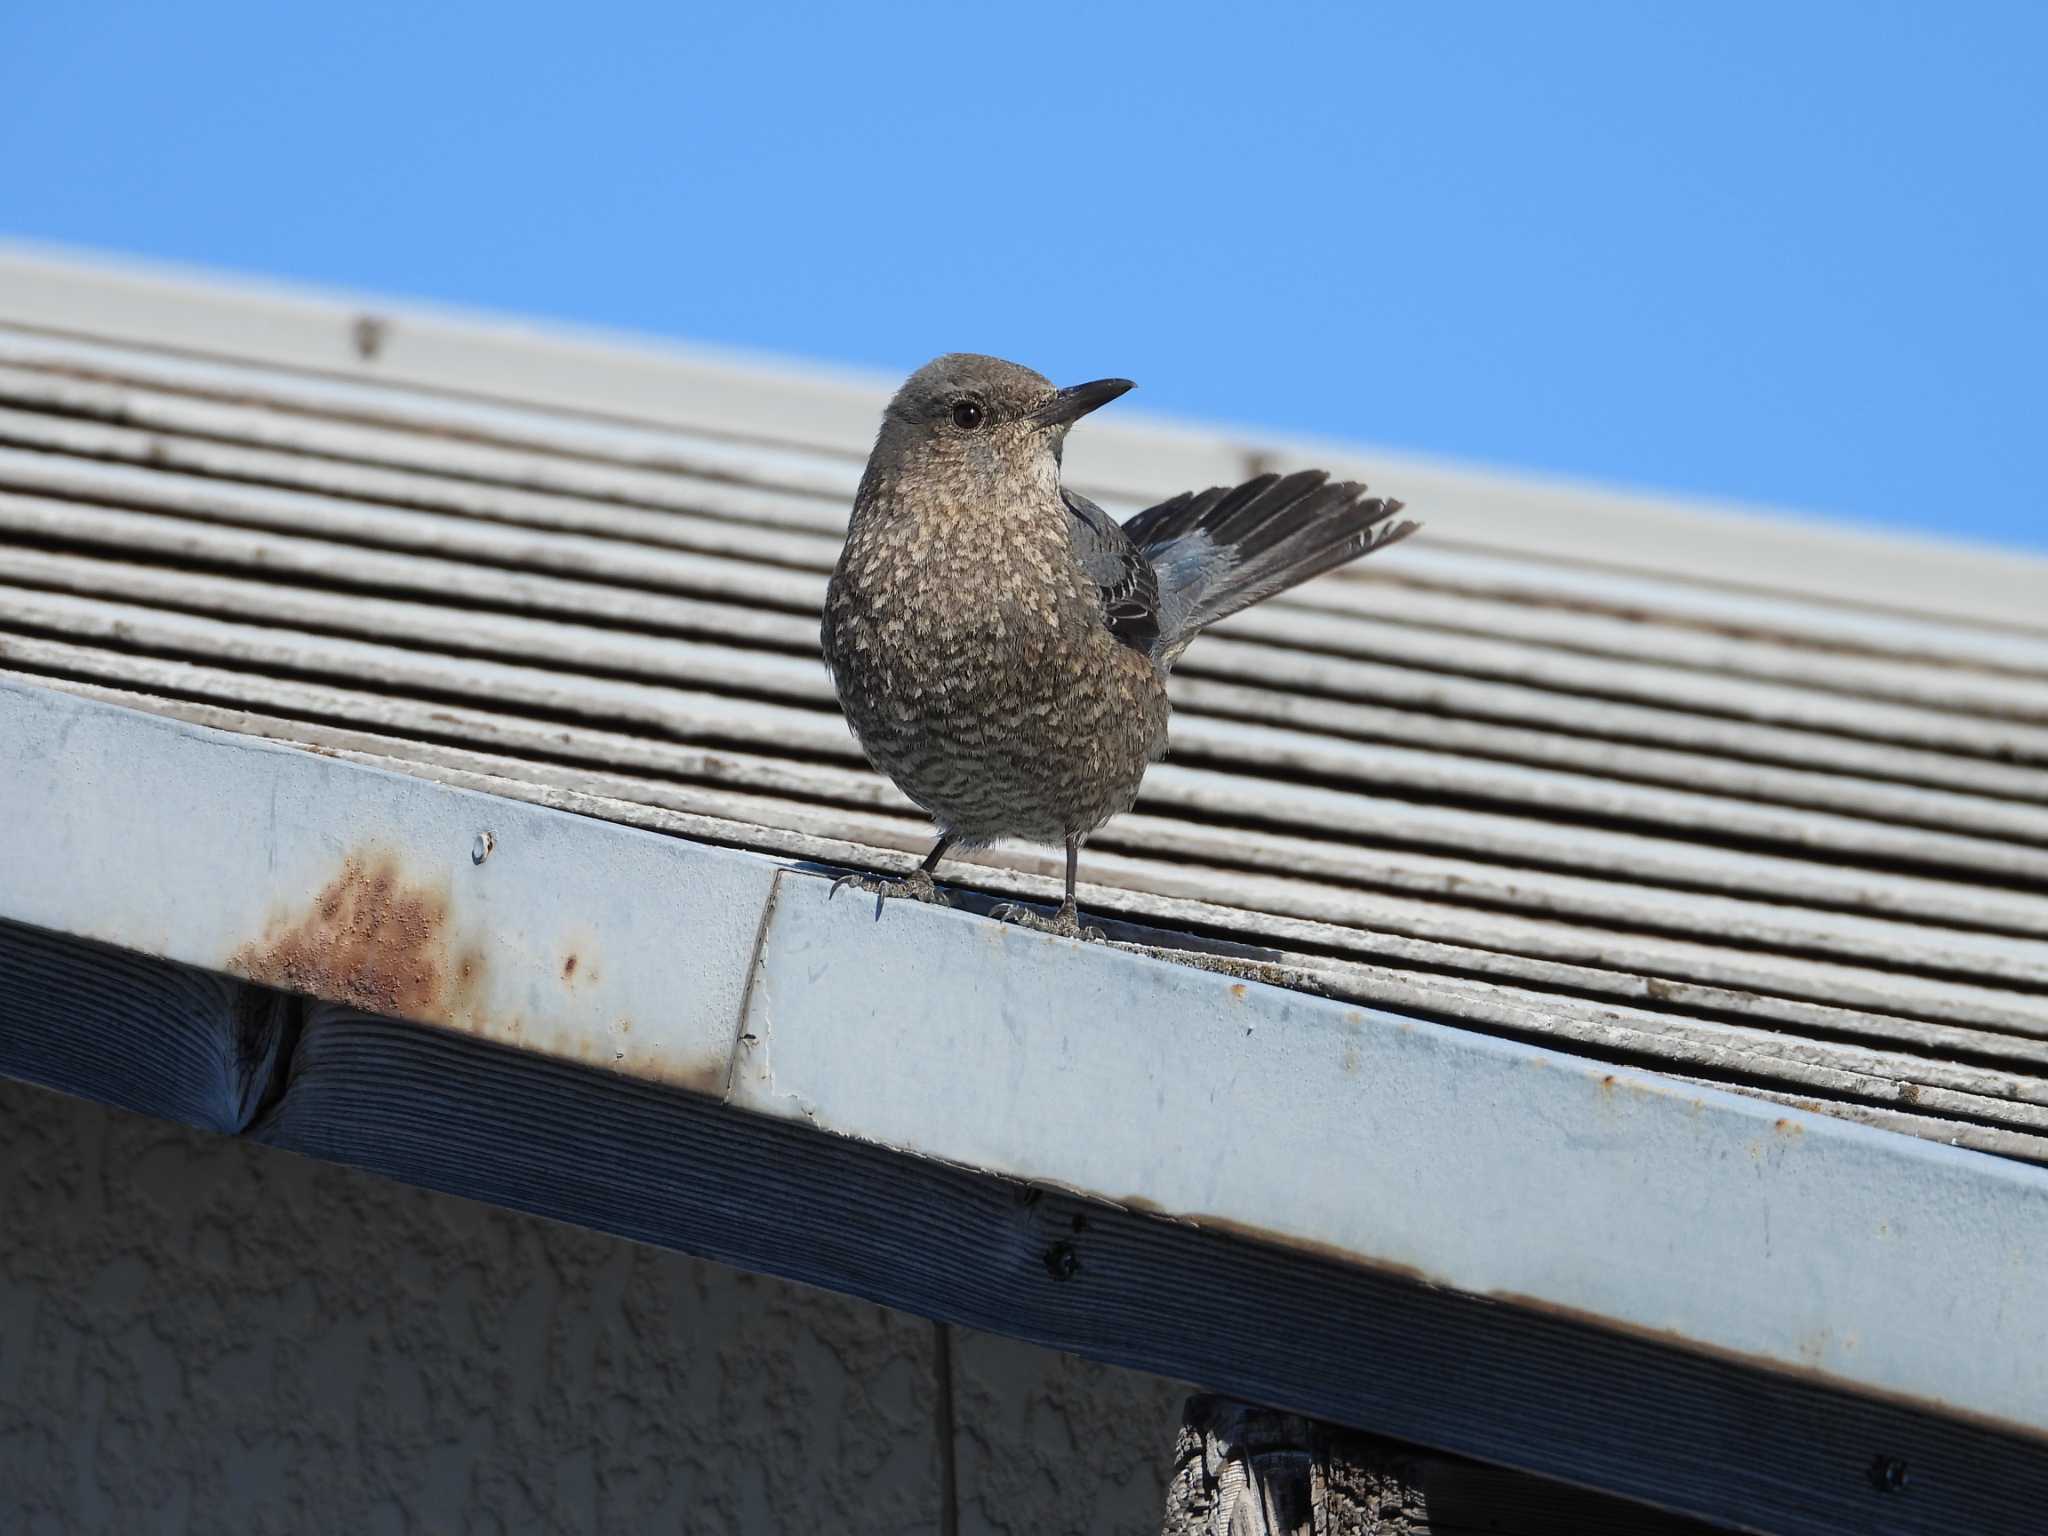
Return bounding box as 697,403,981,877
991,900,1103,942
829,869,949,920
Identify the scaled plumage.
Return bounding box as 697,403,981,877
821,354,1417,936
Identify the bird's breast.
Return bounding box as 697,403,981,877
821,501,1169,840
824,508,1085,680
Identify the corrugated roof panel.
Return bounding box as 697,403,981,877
7,239,2045,628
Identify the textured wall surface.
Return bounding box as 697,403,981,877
0,1079,1188,1535
951,1330,1191,1536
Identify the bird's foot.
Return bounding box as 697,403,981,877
830,868,950,921
991,899,1104,942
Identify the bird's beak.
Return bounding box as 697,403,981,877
1031,377,1135,429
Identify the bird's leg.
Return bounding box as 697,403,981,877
830,833,956,920
993,836,1104,941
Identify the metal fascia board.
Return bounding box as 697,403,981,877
0,679,771,1094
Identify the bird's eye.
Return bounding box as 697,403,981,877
950,399,985,431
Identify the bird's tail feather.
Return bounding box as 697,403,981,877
1126,470,1417,658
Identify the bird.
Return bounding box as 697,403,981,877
820,354,1418,938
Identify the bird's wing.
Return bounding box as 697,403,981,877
1062,487,1162,657
1123,471,1417,663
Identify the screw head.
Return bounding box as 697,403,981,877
471,831,494,865
1868,1455,1910,1493
1042,1241,1080,1282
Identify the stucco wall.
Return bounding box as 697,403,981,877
0,1078,1188,1534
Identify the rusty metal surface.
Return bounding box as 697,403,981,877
5,679,2047,1453
0,680,770,1097
230,853,486,1022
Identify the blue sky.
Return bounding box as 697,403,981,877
3,3,2042,550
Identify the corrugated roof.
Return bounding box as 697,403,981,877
3,244,2047,1163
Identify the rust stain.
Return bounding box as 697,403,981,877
229,851,736,1099
1114,1192,1169,1216
229,852,484,1023
1228,982,1248,1001
554,923,605,990
1592,1071,1664,1103
1773,1118,1804,1139
660,1049,733,1100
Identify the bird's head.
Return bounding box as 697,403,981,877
868,353,1134,502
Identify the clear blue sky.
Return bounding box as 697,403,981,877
4,3,2042,549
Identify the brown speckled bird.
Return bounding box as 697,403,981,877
821,354,1418,937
